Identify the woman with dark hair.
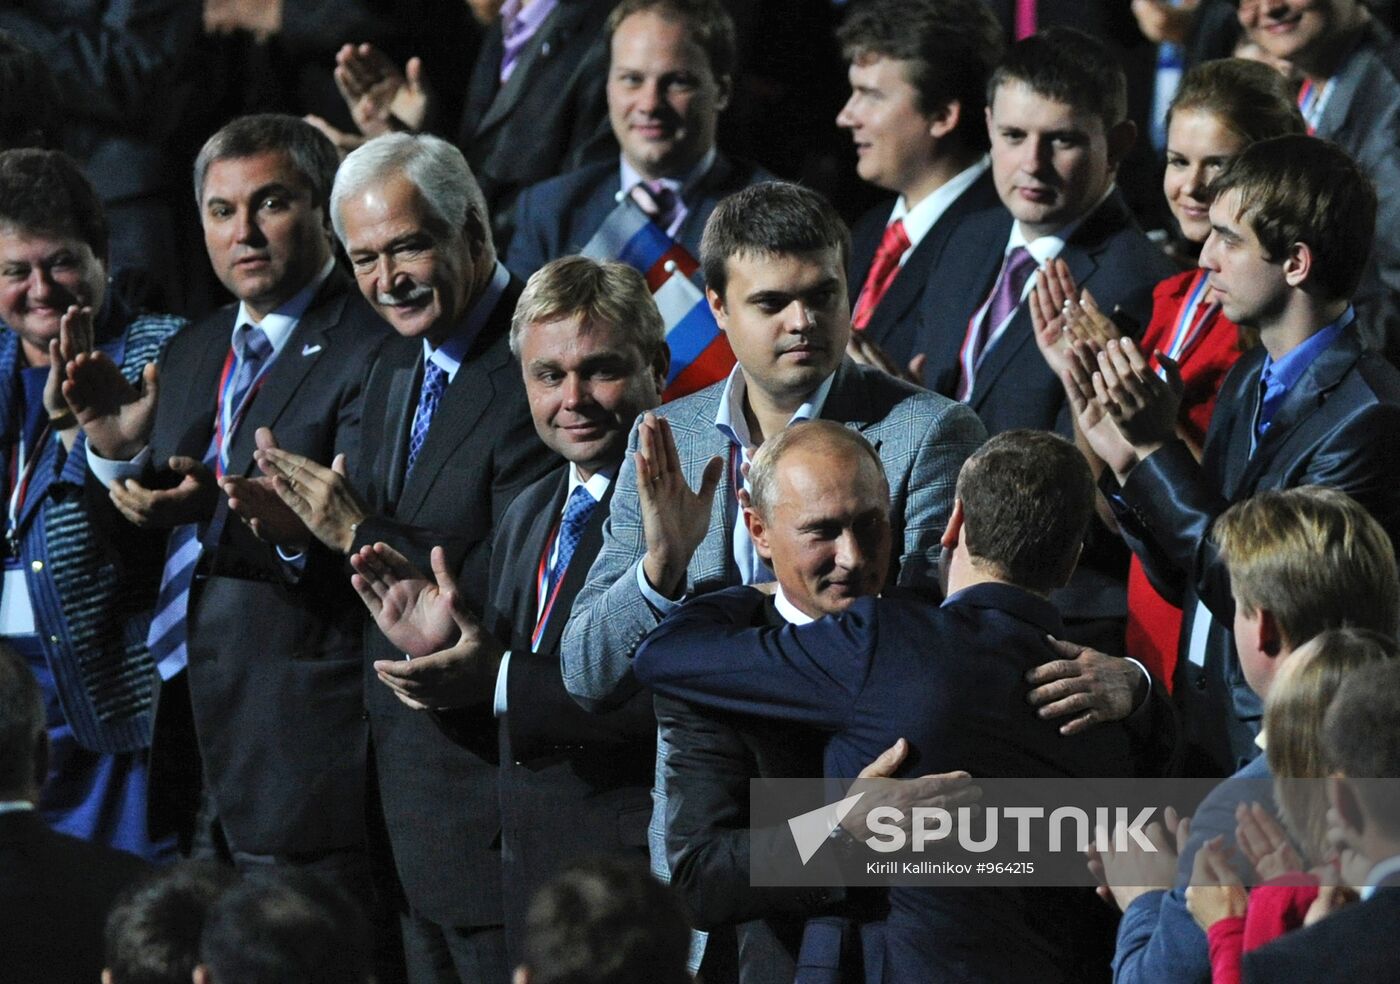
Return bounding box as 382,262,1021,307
1033,58,1306,689
0,147,182,858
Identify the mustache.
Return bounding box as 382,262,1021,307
376,284,433,306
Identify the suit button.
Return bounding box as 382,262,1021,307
29,560,42,572
1194,673,1207,689
49,635,59,644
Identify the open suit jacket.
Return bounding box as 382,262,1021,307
456,0,616,249
0,303,180,755
1108,324,1400,775
350,273,555,929
0,809,151,984
845,169,1001,368
636,584,1135,984
505,153,775,280
485,465,655,961
913,190,1173,623
88,270,390,856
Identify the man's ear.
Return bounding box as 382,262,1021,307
1282,241,1313,289
706,284,728,331
1257,608,1284,657
940,499,965,552
649,343,671,399
927,99,962,141
1106,119,1137,172
714,73,733,114
1329,774,1366,840
744,506,772,562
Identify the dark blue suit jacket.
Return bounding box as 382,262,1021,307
635,582,1135,983
506,153,774,280
1109,323,1400,775
914,189,1172,436
847,170,1001,367
1242,881,1400,983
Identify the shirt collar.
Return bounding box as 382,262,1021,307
233,257,335,355
422,260,511,382
714,364,837,450
567,461,614,504
0,801,34,815
1362,854,1400,900
620,145,718,200
891,157,990,252
773,585,815,625
1008,183,1115,266
1260,307,1354,392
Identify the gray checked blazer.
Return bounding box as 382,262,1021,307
560,357,988,710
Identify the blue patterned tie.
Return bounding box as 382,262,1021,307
548,485,597,599
405,359,448,478
147,326,271,680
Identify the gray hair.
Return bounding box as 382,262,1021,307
193,114,340,210
0,644,43,798
511,256,666,361
331,132,492,255
747,420,887,521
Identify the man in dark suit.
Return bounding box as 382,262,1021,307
330,0,617,250
911,28,1174,654
507,0,770,280
837,0,1004,376
1,643,150,984
249,132,554,984
914,28,1172,434
67,116,388,889
1242,659,1400,983
1073,135,1400,776
1238,0,1400,364
345,255,669,966
635,426,1136,983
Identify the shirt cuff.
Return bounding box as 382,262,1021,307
87,445,151,487
274,546,309,573
493,650,512,717
636,561,682,616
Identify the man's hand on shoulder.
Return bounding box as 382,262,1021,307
1026,637,1149,735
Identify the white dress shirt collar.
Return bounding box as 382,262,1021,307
0,800,34,815
890,156,990,260
422,260,511,383
620,146,718,203
1007,183,1116,269
773,585,815,625
566,461,614,505
232,257,335,355
714,365,837,453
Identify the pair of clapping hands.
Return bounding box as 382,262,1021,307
1089,802,1363,928
1030,259,1186,482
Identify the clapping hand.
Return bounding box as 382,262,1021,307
1185,836,1249,932
637,412,723,599
1087,805,1189,912
351,543,460,659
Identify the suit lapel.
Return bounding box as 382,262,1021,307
536,479,615,655
926,211,1007,397
224,277,348,476
511,473,569,648
1233,329,1363,494
176,321,235,460
475,0,587,136
674,154,737,253
396,350,497,520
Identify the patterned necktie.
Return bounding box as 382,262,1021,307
630,181,679,231
958,246,1037,400
850,219,910,331
148,326,272,680
548,485,597,599
405,359,448,478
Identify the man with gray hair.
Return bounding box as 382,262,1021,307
64,114,388,897
247,131,553,983
344,254,669,965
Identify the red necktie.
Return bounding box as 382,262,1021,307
1015,0,1037,39
850,219,910,331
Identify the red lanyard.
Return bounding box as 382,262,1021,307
212,347,270,479
530,517,567,651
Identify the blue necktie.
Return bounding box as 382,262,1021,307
405,359,448,478
147,326,271,680
547,485,597,600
